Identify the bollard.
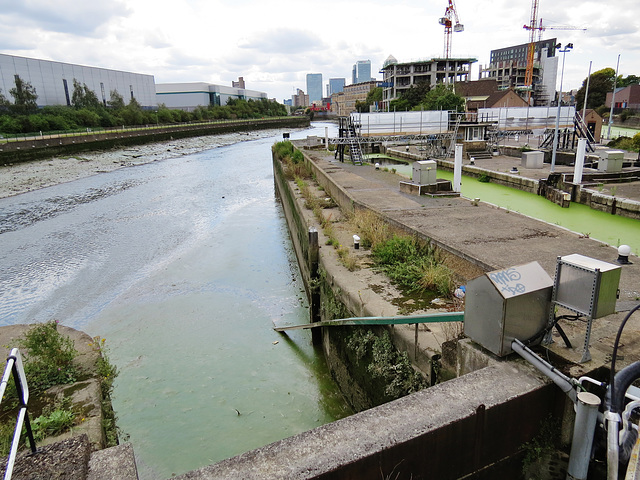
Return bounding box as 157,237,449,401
353,235,360,250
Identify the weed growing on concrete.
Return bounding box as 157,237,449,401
89,336,123,447
348,210,392,249
347,329,427,400
18,321,79,394
521,415,561,478
371,235,454,297
478,173,491,183
30,397,75,442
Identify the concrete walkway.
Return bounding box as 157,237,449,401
304,147,640,379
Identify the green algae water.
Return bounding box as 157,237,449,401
433,170,640,255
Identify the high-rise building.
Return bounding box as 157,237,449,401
352,60,373,84
328,78,345,96
292,89,309,108
306,73,323,104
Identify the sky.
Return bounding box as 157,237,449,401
0,0,638,103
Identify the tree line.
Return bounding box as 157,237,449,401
0,76,288,135
575,69,639,119
355,84,465,113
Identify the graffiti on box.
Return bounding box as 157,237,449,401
489,267,526,296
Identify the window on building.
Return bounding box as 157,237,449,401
465,126,484,141
62,79,71,106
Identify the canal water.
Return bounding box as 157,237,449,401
0,123,348,479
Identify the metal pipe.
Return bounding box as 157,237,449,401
605,411,620,480
511,339,576,403
567,392,601,480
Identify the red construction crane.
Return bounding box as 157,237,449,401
438,0,464,59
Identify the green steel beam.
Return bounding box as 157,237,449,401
274,311,464,332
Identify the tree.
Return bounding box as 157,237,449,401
0,89,10,113
620,75,640,87
575,68,616,110
71,80,101,109
418,84,465,112
9,75,38,114
366,87,383,106
107,90,125,110
355,100,370,113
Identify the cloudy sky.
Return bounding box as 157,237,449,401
0,0,638,102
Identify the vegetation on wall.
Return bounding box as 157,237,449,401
0,322,121,454
371,235,455,298
0,75,288,136
346,328,427,405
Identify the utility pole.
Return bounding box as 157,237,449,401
607,54,621,140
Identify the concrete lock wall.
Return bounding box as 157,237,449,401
233,145,572,480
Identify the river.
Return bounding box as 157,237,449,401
0,122,348,479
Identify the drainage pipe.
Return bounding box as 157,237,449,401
567,391,601,480
511,339,577,403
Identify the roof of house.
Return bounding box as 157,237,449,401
455,79,499,97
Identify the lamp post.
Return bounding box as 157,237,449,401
550,43,573,173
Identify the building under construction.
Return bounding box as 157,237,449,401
380,56,477,112
478,38,558,107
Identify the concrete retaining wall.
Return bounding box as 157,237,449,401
175,364,563,480
249,145,571,480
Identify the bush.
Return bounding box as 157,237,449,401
272,141,294,160
372,235,454,297
18,321,79,393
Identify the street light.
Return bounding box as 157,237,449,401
550,42,573,173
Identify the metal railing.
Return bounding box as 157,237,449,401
0,348,36,479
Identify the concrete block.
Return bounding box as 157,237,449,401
88,443,139,480
521,151,544,169
598,150,624,172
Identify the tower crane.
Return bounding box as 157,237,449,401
522,0,586,103
527,18,587,42
438,0,464,59
523,0,540,102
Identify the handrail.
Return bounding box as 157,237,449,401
0,348,36,479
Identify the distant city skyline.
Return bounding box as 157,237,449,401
0,0,636,103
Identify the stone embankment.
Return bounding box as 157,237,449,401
0,325,138,479
0,117,309,165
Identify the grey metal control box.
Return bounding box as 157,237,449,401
464,262,553,357
554,254,621,319
412,160,437,185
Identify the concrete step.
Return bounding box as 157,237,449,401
0,435,138,480
88,443,138,480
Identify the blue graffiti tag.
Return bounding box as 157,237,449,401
489,268,526,296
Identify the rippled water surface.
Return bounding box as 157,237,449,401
0,123,348,479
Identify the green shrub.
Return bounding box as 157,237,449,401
272,141,294,160
18,321,79,394
31,407,75,442
371,235,454,297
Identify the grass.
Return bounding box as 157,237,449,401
371,235,455,298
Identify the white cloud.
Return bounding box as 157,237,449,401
0,0,638,101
